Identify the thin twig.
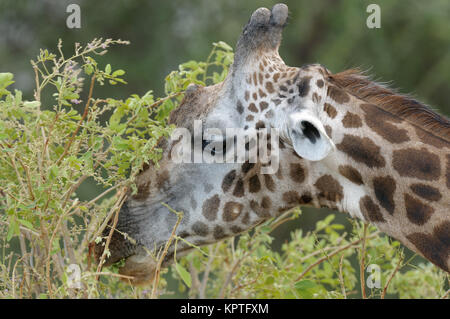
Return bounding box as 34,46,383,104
199,245,219,299
83,272,134,280
56,74,96,166
218,246,257,299
360,223,368,299
381,254,404,299
95,189,128,279
188,260,201,299
339,254,347,299
150,205,184,299
295,231,380,282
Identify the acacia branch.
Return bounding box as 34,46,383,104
295,231,380,282
56,74,96,166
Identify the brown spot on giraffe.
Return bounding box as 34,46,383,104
282,191,313,206
360,195,385,222
259,88,267,98
156,169,170,191
244,90,250,101
273,73,280,83
373,176,396,215
324,125,332,138
301,193,313,204
248,103,258,113
410,184,442,202
342,112,362,128
272,98,281,106
242,211,250,225
323,103,337,119
261,196,272,209
434,221,450,249
259,63,264,72
249,175,261,193
264,174,275,192
192,222,209,237
213,225,226,240
223,202,243,222
258,73,264,85
265,82,275,93
265,110,274,119
276,164,283,180
231,225,244,234
316,79,324,88
392,148,441,181
250,199,271,218
297,76,311,97
259,101,269,111
202,194,220,221
233,178,245,197
282,191,301,205
246,115,254,122
222,170,236,192
404,194,435,226
289,163,306,183
314,175,344,202
241,161,255,175
236,100,244,114
338,165,363,185
255,121,265,129
407,229,450,272
361,103,410,144
327,85,350,104
312,92,321,103
336,135,386,168
132,180,151,201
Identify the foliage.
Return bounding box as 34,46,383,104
0,39,448,299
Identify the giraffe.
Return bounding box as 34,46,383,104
94,3,450,285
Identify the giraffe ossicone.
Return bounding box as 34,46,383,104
94,3,450,285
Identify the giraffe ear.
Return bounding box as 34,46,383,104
287,111,335,161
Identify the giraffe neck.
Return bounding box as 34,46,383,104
314,89,450,272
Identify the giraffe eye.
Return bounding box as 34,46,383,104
202,139,211,151
202,139,227,156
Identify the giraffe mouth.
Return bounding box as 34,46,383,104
114,246,193,286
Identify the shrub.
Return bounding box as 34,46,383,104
0,39,447,299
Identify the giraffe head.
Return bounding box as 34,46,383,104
94,3,450,284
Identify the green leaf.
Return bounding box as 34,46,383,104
112,69,125,77
265,276,275,285
294,280,317,291
105,64,111,75
18,219,35,231
84,64,94,75
175,263,191,288
6,220,16,241
215,41,233,51
23,101,41,108
0,72,15,89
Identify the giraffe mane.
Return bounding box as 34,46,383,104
328,68,450,143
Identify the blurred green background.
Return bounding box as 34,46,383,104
1,0,449,293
